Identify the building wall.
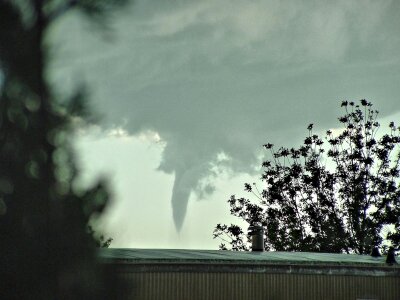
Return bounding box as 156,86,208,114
114,271,400,300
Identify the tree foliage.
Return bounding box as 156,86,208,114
0,1,129,298
88,225,113,248
214,100,400,254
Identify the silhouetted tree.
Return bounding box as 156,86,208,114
214,100,400,254
0,1,129,299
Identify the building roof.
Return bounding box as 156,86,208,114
98,248,392,266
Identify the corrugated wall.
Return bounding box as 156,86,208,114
115,272,400,300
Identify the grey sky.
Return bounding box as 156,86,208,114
49,0,400,234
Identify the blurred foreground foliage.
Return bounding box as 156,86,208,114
0,1,129,299
214,100,400,254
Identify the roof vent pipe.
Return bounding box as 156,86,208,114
248,223,264,252
386,247,397,265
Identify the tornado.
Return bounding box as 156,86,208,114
171,169,192,231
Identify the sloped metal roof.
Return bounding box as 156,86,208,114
98,248,392,266
98,249,400,299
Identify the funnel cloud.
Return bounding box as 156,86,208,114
171,169,192,231
50,0,400,230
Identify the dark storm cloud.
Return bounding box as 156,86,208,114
49,0,400,230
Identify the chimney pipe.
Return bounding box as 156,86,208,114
386,247,397,265
248,223,264,252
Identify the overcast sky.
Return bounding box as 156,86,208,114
48,0,400,249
